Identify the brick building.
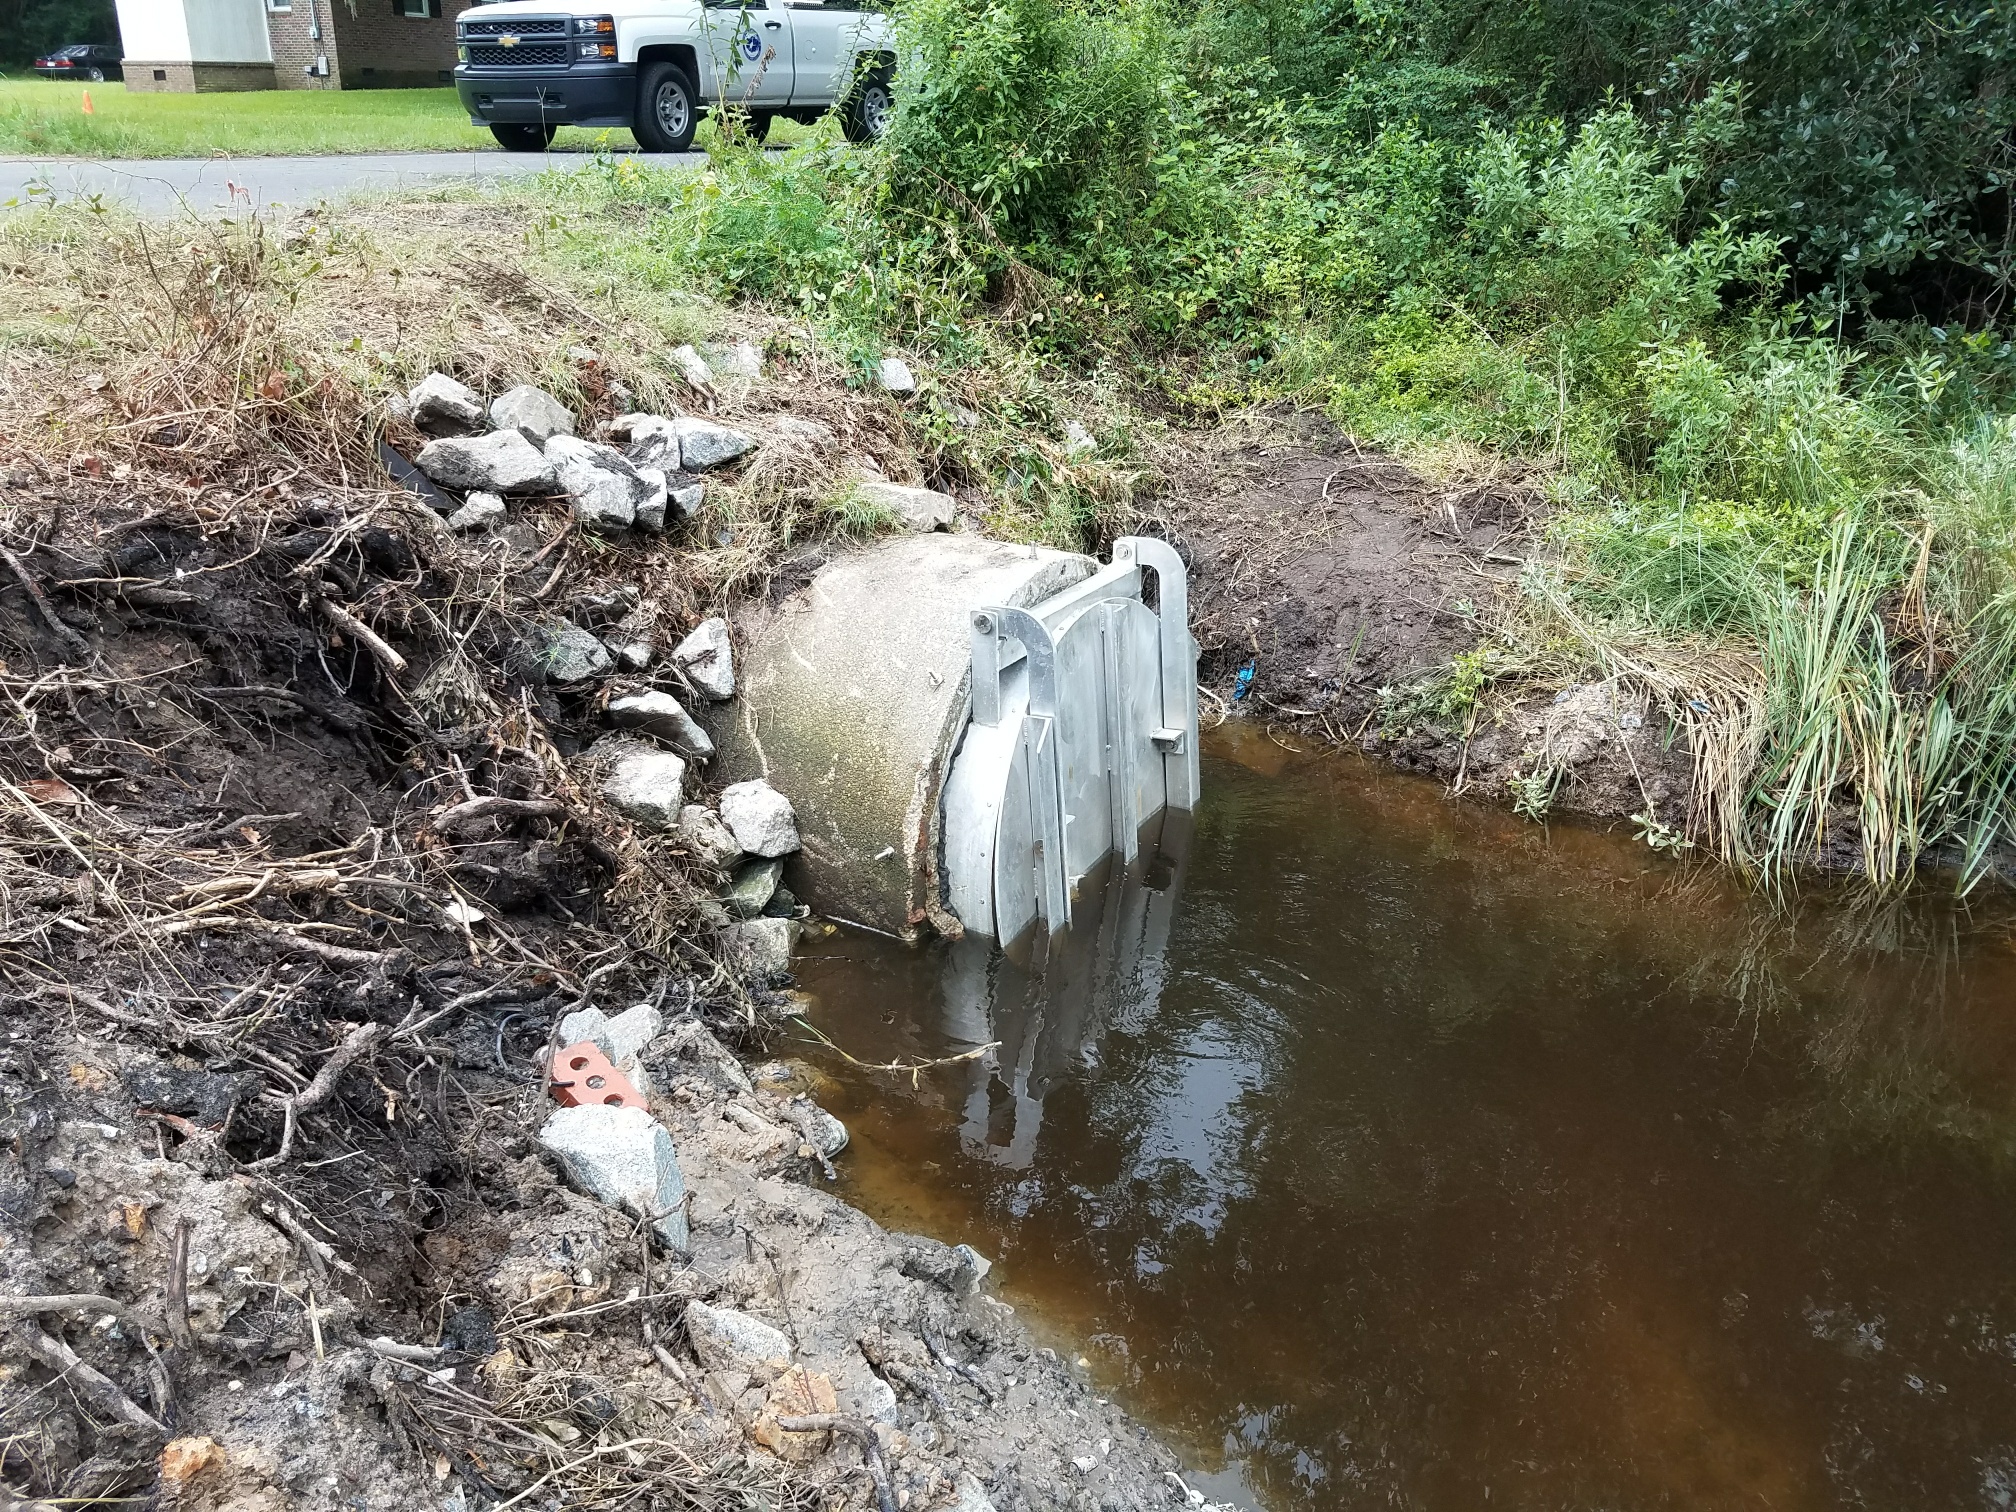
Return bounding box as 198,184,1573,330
115,0,480,92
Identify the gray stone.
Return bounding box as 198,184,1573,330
671,482,706,518
949,1242,992,1296
610,637,654,672
719,779,799,858
673,617,734,701
850,1373,899,1424
416,430,556,494
799,1100,848,1157
878,356,917,396
539,1104,688,1250
408,372,485,432
855,480,955,533
608,689,714,762
669,344,715,390
771,415,835,448
683,1301,790,1374
677,805,743,869
524,620,614,684
621,426,679,474
949,1474,998,1512
605,1003,663,1065
490,384,576,445
731,916,793,976
556,1004,610,1052
723,857,784,918
612,412,672,443
446,491,505,532
556,1002,661,1069
673,417,757,471
702,340,762,380
601,748,686,831
634,468,669,533
1063,419,1096,457
547,435,655,530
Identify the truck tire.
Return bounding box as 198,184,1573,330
839,64,894,144
490,123,558,152
635,61,701,153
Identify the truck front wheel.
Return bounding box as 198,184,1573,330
635,62,700,153
491,123,558,152
839,64,894,144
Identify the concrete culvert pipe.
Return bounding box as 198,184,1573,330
708,533,1198,944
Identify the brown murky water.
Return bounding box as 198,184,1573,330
793,723,2016,1511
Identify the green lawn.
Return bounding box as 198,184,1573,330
0,79,639,157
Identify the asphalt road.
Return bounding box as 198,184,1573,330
0,149,706,217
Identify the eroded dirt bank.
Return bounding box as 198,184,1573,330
0,435,1197,1512
1160,417,1694,834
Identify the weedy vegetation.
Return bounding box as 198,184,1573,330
487,0,2016,891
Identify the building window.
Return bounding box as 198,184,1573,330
394,0,443,15
265,0,291,10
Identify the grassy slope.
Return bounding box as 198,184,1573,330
0,80,635,157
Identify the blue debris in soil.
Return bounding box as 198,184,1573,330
1233,661,1256,701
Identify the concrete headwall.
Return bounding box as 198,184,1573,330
712,536,1094,940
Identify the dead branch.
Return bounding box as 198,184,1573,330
367,1336,445,1363
318,597,409,676
253,1191,360,1282
15,1322,167,1438
245,1020,386,1171
0,1293,170,1338
166,1219,194,1349
791,1018,999,1089
432,796,568,837
774,1415,897,1512
0,543,91,662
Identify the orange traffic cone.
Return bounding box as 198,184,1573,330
81,90,94,115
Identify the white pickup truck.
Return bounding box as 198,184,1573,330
454,0,894,153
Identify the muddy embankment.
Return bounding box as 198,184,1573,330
0,377,1202,1512
1163,416,1693,833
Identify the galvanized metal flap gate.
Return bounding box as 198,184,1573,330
942,537,1199,944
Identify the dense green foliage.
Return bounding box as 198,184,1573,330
560,0,2016,886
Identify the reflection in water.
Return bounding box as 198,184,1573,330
941,812,1192,1168
796,724,2016,1512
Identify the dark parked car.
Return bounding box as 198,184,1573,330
32,45,123,82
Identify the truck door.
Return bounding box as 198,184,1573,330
787,0,876,106
697,0,795,109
